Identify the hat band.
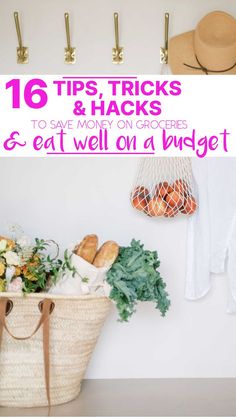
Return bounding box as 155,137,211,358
183,55,236,75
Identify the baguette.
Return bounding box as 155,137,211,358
93,241,119,268
74,234,98,264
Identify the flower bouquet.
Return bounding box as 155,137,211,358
0,234,62,294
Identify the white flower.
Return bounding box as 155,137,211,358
5,266,15,281
43,261,52,273
18,247,34,266
7,277,23,293
17,235,31,248
0,239,7,252
4,251,20,266
8,223,24,236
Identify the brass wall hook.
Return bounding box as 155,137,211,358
14,12,28,64
112,12,124,64
64,12,76,64
160,13,169,64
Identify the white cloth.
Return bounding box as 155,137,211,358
185,158,236,312
49,253,111,297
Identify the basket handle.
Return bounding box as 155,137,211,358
0,297,54,407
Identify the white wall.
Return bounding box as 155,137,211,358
0,0,236,379
1,0,236,74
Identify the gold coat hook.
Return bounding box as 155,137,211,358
112,12,124,64
14,12,28,64
64,12,76,64
160,13,169,64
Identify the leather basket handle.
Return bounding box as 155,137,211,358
0,297,54,407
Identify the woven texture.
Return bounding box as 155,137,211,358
0,292,111,407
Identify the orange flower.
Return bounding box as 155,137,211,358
0,262,5,276
28,255,40,268
14,266,21,276
0,236,15,250
22,264,37,281
21,265,27,274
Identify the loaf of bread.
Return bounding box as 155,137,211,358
74,234,98,264
93,241,119,268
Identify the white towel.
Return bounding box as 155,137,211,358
185,158,236,312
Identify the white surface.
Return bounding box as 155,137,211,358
0,157,236,379
0,0,236,379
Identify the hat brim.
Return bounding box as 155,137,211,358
168,31,236,75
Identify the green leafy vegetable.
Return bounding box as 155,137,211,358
106,239,170,321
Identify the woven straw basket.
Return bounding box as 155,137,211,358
0,292,111,407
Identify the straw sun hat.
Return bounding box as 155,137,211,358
169,11,236,75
